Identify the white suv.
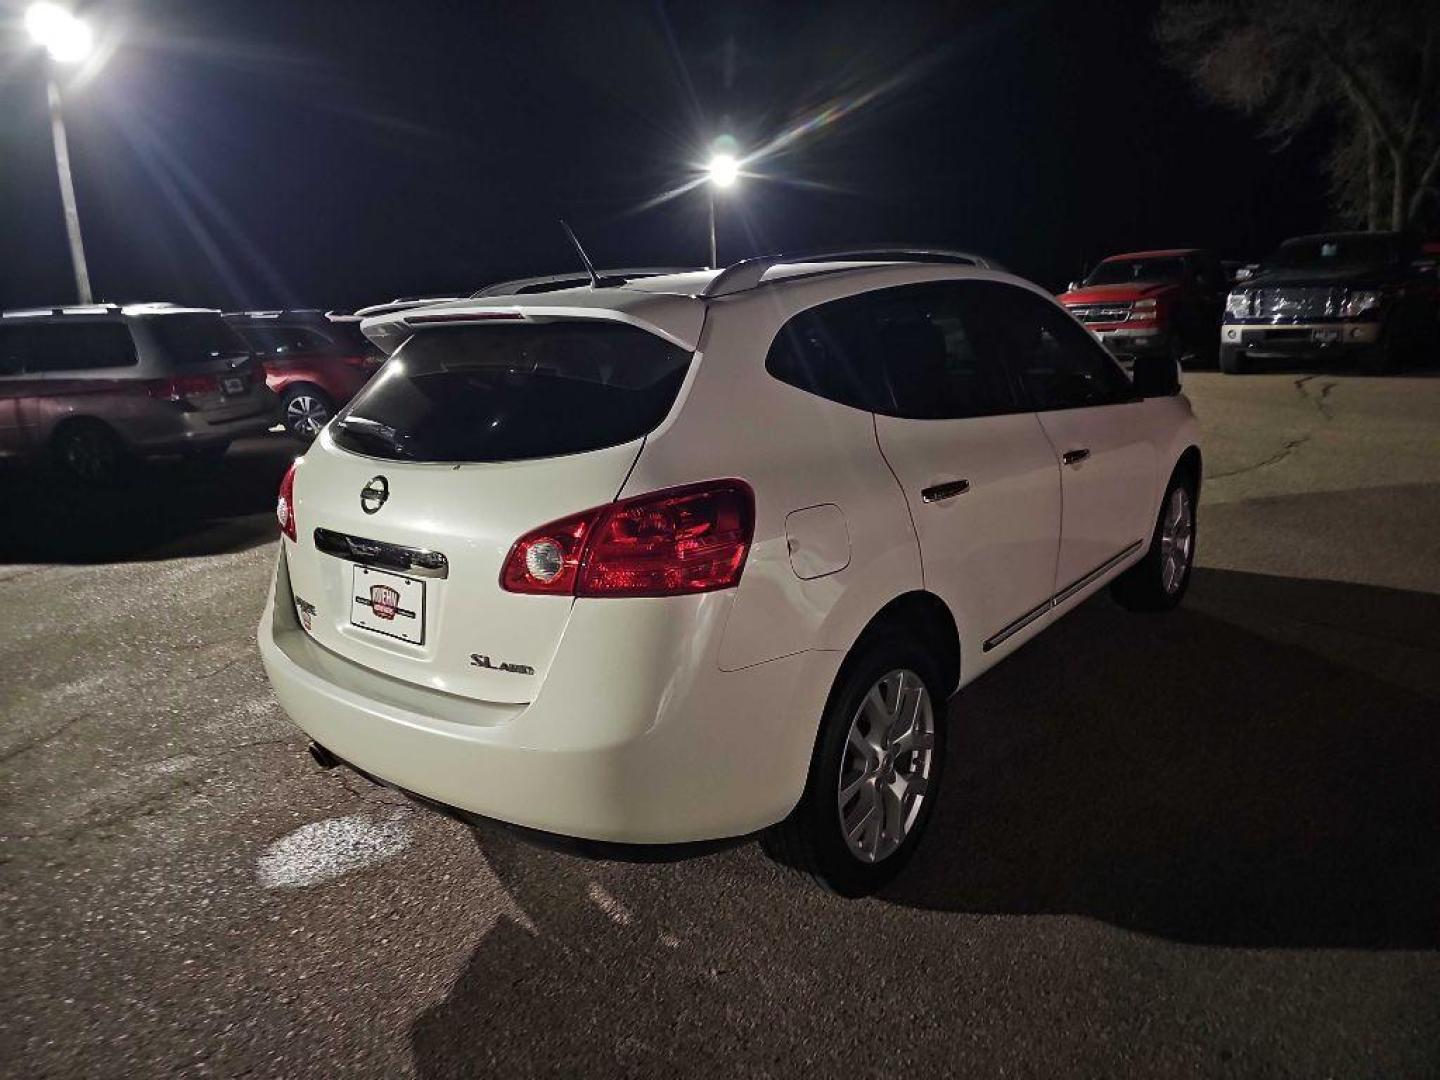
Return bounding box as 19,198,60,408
257,252,1201,896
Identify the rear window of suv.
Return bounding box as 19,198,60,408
145,314,251,366
330,321,692,463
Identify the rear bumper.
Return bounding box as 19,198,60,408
124,390,282,452
257,548,840,845
1220,321,1380,356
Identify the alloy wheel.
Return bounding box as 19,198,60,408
286,394,330,438
1159,487,1193,594
837,668,936,864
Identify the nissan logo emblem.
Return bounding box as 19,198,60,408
360,475,389,514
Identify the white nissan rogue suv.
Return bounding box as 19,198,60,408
257,251,1201,896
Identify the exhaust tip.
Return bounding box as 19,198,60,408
308,741,340,770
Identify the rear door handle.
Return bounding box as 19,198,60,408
921,479,970,503
1062,449,1090,466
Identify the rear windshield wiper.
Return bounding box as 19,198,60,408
336,416,413,458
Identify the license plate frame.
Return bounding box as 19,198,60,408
221,375,246,395
350,565,425,644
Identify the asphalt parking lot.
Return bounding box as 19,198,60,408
2,369,1438,1078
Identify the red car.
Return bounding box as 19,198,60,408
1057,248,1226,368
224,311,383,440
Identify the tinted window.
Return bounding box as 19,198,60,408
765,283,1018,420
1267,234,1410,271
1085,258,1185,286
331,322,692,463
322,320,381,357
0,322,137,373
237,325,335,355
145,314,250,366
979,285,1134,410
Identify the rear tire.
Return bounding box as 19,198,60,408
761,631,947,897
282,385,335,442
52,420,125,485
1111,470,1197,613
1219,345,1247,374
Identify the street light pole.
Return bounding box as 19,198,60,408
704,150,738,270
45,74,92,304
708,188,717,269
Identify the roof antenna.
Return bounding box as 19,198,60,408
560,220,600,288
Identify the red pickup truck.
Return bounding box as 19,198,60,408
1057,248,1226,368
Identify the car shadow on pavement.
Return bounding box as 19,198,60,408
407,569,1438,1077
885,567,1440,949
0,436,296,564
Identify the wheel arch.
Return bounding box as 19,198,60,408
279,379,333,403
49,413,125,450
841,590,961,700
1173,444,1202,498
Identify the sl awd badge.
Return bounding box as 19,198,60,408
360,475,389,514
470,653,535,676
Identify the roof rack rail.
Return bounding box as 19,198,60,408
223,308,334,322
471,267,702,298
700,247,998,299
1,302,129,318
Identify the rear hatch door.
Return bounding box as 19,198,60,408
283,315,696,704
141,313,264,416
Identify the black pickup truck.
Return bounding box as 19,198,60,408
1219,232,1438,374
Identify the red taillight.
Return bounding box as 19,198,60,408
277,460,299,542
500,480,755,598
145,373,221,400
500,507,601,595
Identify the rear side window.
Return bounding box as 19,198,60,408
0,322,137,373
765,283,1019,420
975,283,1135,410
145,314,250,366
331,321,692,463
237,325,336,356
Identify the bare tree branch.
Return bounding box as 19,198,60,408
1408,138,1440,222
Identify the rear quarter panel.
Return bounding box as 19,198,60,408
619,271,932,672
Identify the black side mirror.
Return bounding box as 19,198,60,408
1132,353,1180,398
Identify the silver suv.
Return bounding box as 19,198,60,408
0,303,281,481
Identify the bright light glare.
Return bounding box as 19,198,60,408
706,153,739,189
26,3,93,63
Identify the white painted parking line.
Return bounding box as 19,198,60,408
257,812,412,889
586,881,634,926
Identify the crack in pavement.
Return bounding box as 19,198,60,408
1294,373,1338,420
1211,375,1338,480
0,712,90,765
1210,436,1313,479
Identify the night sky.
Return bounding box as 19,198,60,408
0,0,1332,312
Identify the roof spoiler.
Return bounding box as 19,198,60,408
471,267,701,299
